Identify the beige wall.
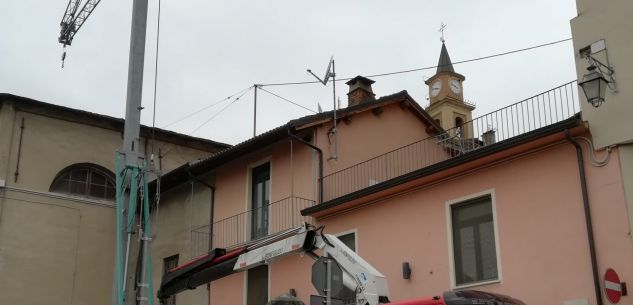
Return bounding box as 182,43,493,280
571,0,633,244
571,0,633,148
148,180,214,305
0,101,222,305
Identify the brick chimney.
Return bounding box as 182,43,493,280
346,76,376,107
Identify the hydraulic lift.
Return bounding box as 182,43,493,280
158,224,525,305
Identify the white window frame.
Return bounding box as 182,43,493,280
335,228,358,253
445,189,502,289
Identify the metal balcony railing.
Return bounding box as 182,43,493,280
322,81,580,202
191,196,316,257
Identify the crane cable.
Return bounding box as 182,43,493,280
150,0,162,158
150,0,163,238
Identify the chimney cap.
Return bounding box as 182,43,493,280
345,75,375,86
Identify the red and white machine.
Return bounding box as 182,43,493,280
158,224,525,305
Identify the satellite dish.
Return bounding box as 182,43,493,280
323,56,333,84
307,56,334,86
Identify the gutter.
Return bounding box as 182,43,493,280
565,130,603,305
288,129,323,204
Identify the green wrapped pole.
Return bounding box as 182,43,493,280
114,154,124,305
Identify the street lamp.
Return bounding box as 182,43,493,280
578,54,616,108
579,65,609,108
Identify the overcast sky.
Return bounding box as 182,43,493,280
0,0,578,145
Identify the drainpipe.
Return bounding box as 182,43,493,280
566,130,603,305
185,166,215,251
185,166,216,304
288,129,323,204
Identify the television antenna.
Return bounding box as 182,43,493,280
307,56,338,160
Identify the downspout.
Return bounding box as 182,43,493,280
13,117,24,183
185,166,216,304
288,129,323,204
566,130,603,305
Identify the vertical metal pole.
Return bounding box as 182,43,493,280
122,0,149,166
331,61,338,160
115,0,149,304
253,85,258,138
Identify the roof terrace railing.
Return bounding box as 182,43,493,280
321,81,579,202
191,196,315,257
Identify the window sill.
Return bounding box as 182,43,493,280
453,278,501,290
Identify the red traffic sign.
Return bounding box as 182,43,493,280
604,268,622,304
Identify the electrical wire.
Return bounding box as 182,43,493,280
259,87,317,114
259,38,572,87
161,86,254,157
573,137,612,167
187,87,253,136
161,86,254,129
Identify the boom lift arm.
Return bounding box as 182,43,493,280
158,224,526,305
158,225,390,305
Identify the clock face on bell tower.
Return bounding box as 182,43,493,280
424,41,475,137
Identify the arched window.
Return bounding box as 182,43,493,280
50,164,116,200
455,117,464,129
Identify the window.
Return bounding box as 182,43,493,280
455,117,464,137
246,265,268,305
337,232,356,252
50,163,116,200
450,195,498,286
162,254,179,305
251,163,270,240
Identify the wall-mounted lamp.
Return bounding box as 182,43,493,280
579,65,609,108
578,54,617,108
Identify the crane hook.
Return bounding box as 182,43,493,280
61,45,67,69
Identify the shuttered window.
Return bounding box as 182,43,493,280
451,195,498,286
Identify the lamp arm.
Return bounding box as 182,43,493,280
587,55,615,74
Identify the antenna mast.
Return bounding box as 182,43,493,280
307,56,338,160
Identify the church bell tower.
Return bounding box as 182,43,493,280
424,42,475,138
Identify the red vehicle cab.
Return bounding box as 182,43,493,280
390,290,526,305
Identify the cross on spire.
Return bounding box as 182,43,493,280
439,22,447,43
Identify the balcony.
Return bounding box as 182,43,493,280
321,81,580,202
191,196,315,257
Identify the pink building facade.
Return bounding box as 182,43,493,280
152,73,633,305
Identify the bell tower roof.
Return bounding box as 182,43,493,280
436,42,455,74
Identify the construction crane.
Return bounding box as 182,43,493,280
158,224,526,305
57,0,155,304
58,0,103,67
